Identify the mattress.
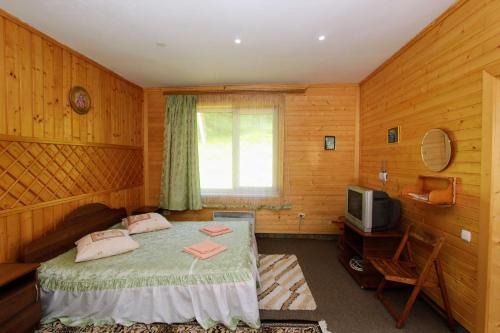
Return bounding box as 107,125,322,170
38,221,260,329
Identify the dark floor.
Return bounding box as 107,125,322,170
257,237,460,333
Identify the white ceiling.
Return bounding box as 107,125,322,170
0,0,455,87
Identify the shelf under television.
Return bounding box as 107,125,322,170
343,236,363,257
338,221,403,289
338,255,367,287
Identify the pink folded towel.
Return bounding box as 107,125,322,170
188,239,221,254
184,245,226,259
200,224,233,237
201,228,233,237
184,240,226,259
203,224,230,233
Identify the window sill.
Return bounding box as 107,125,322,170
202,202,292,211
201,192,279,198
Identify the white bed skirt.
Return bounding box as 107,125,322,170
41,279,260,329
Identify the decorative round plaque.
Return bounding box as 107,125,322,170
69,86,91,114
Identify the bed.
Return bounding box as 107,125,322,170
23,204,260,329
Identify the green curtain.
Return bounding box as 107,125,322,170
159,95,202,210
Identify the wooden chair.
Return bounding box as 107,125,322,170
369,223,455,329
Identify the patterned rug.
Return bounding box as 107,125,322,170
258,255,317,311
38,320,322,333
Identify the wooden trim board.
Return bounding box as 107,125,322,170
163,89,306,95
157,83,360,95
0,134,142,150
354,85,360,183
477,71,500,333
143,92,150,205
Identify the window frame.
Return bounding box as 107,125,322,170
197,106,279,198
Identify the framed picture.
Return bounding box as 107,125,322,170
324,136,336,150
387,126,400,144
69,86,91,114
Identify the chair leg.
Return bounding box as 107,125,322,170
375,278,403,325
396,285,422,329
435,260,455,330
376,277,386,299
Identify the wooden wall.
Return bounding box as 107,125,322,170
358,0,500,331
144,84,359,234
0,10,144,263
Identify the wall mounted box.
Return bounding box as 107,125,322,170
402,176,456,206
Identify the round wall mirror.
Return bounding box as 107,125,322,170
421,129,452,172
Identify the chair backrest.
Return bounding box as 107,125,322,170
410,223,444,247
392,223,444,261
393,223,445,285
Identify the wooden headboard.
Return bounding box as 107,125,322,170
22,203,127,263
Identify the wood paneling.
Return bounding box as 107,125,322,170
144,89,165,206
0,187,143,262
144,84,358,234
0,10,144,263
0,10,143,146
0,138,143,212
359,0,500,331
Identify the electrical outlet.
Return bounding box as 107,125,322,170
297,212,306,219
461,229,471,242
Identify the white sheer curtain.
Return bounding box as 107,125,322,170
196,94,289,210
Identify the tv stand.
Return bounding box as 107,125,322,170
338,220,402,289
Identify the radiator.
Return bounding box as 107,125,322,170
212,211,256,232
213,211,258,258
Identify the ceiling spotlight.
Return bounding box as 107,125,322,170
234,38,242,44
318,35,326,41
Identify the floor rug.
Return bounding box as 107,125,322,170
38,320,323,333
258,254,317,311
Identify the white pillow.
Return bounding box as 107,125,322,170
122,212,172,234
75,229,139,263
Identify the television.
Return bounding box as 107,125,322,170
345,185,400,232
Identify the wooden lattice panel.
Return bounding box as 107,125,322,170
0,140,143,211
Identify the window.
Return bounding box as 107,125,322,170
197,106,278,197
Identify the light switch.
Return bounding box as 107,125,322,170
378,171,388,182
461,229,471,242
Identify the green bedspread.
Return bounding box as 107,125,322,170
39,221,255,292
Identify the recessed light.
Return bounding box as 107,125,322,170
156,42,166,47
234,38,242,44
318,35,326,41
